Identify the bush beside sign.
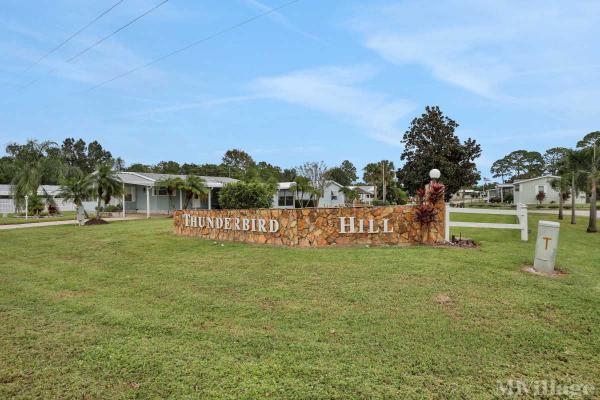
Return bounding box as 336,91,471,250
173,204,445,247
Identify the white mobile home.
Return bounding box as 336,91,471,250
487,175,587,205
513,175,586,205
272,181,326,209
118,172,238,215
348,185,376,204
273,181,375,208
0,184,100,214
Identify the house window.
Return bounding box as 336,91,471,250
331,190,337,200
153,187,169,196
124,186,136,202
278,190,294,207
537,185,545,193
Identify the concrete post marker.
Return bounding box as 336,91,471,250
533,220,560,273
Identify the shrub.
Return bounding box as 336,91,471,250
396,189,408,205
427,182,445,204
536,191,546,205
105,204,122,212
219,181,275,209
386,186,408,205
372,200,390,206
503,193,514,204
489,197,501,203
27,194,45,215
415,203,438,225
47,203,59,215
416,188,426,205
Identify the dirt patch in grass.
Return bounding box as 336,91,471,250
53,290,93,300
522,266,568,278
85,218,109,226
435,293,453,305
434,293,462,320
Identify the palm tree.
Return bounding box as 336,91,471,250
577,131,600,233
558,149,588,225
180,175,209,209
9,140,64,211
41,187,59,215
90,165,122,219
57,176,93,218
340,187,359,206
155,177,183,215
291,176,313,208
550,178,570,220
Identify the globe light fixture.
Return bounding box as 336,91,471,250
429,169,441,180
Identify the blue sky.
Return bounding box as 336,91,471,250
1,0,599,180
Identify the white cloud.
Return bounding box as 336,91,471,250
251,66,416,145
125,95,264,118
353,0,600,113
241,0,321,42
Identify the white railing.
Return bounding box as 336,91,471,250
445,203,528,241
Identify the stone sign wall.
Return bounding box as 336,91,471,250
173,203,445,247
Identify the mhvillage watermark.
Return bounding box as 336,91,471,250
182,214,394,235
496,378,595,398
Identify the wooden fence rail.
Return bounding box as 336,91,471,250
445,203,528,242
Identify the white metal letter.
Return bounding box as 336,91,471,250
339,217,355,233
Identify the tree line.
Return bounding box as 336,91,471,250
490,132,600,232
2,106,485,209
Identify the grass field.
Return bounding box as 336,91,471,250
1,214,599,398
0,211,78,225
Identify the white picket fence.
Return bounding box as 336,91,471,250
445,203,528,241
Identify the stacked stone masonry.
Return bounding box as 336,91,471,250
173,203,445,247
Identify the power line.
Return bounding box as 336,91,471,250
66,0,169,63
22,0,125,74
18,0,169,91
83,0,301,93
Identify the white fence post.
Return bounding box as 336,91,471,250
518,203,528,241
444,202,450,242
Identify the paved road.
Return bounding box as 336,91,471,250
0,217,140,230
529,209,600,218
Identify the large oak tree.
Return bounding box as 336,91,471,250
397,106,481,200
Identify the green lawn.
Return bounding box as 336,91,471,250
0,211,78,225
1,214,599,398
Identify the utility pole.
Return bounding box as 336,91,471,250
588,144,598,232
382,162,386,202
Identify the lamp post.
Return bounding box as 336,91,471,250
24,195,29,220
429,168,441,182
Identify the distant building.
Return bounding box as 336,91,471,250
486,175,587,204
118,172,237,215
0,172,380,216
450,189,483,203
348,185,376,204
0,184,98,214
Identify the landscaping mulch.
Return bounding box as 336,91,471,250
446,235,478,248
84,218,109,226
